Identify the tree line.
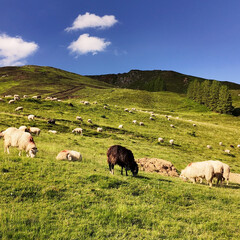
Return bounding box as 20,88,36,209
187,79,233,114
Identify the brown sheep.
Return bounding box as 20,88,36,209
107,145,138,176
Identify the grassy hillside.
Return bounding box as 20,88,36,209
87,69,240,93
0,65,112,98
0,84,240,239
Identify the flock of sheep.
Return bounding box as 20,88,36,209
0,94,235,187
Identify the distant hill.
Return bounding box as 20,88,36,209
87,70,240,93
0,65,112,98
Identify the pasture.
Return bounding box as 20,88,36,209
0,88,240,239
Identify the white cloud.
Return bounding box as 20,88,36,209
68,33,111,55
65,12,118,31
0,34,38,66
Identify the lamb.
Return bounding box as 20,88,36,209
107,145,138,176
139,122,144,126
207,145,212,149
15,106,23,111
28,114,35,121
170,124,175,128
2,127,38,158
29,127,41,136
169,139,174,145
97,127,103,132
56,150,82,161
224,149,231,154
118,125,123,129
180,161,214,187
132,120,137,124
87,119,92,124
72,128,83,135
158,137,164,143
8,99,15,104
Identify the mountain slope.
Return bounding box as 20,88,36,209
0,65,112,98
87,69,240,93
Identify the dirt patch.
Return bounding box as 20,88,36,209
136,158,179,177
229,173,240,184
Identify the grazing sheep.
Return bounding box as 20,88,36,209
76,116,83,121
0,98,3,102
132,120,137,124
207,145,212,149
139,122,144,126
169,139,174,145
219,142,223,146
48,130,57,134
170,124,175,128
149,117,154,120
103,105,108,109
28,114,35,121
19,126,28,132
29,127,41,136
14,95,20,100
23,95,28,98
72,128,83,135
224,149,231,154
56,150,82,161
107,145,138,176
124,108,129,112
158,137,164,143
1,127,38,158
8,99,15,104
5,95,12,98
237,144,240,148
47,119,55,124
180,161,214,187
118,125,123,129
84,101,90,105
193,124,196,127
32,95,41,99
87,119,92,124
15,106,23,111
97,127,103,132
205,160,224,185
230,145,234,148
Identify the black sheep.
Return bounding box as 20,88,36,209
107,145,138,176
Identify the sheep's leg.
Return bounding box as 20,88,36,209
19,150,22,156
121,167,123,175
109,163,113,174
125,168,128,176
5,146,10,154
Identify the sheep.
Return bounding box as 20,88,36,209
87,119,92,124
149,117,154,120
219,142,223,146
97,127,103,132
193,124,196,127
237,144,240,148
15,106,23,111
1,127,38,158
207,145,212,149
158,137,164,143
47,119,55,124
32,95,41,99
118,125,123,129
29,127,41,136
76,116,83,121
84,101,90,105
0,98,3,102
19,126,28,132
230,145,234,148
224,149,231,154
170,124,175,128
132,120,137,124
107,145,138,176
72,128,83,135
139,122,144,126
5,95,12,98
14,95,20,100
28,114,35,121
8,99,15,104
103,105,108,109
56,150,82,161
23,95,28,98
124,108,129,112
180,161,214,187
169,139,174,145
205,160,224,185
48,130,57,134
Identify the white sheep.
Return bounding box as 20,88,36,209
139,122,144,126
5,95,12,98
56,150,82,161
76,116,83,121
180,161,214,187
84,101,90,105
23,95,28,98
207,145,212,149
158,137,164,143
124,108,129,112
28,114,35,121
72,128,83,135
2,127,38,158
48,130,57,134
97,127,103,132
169,139,174,145
170,124,175,128
8,99,15,104
29,127,41,136
132,120,137,124
0,98,3,102
19,126,28,132
15,106,23,111
149,117,154,120
118,125,123,129
87,119,92,124
193,124,196,127
224,149,231,154
219,142,223,146
14,95,20,100
32,96,41,99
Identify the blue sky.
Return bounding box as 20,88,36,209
1,0,240,84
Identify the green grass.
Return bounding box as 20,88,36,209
0,85,240,239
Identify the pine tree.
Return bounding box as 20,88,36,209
195,80,202,103
201,80,211,106
187,81,194,99
209,80,221,111
216,85,233,113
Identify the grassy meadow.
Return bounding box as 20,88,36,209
0,86,240,239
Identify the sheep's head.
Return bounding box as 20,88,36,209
179,170,187,181
29,147,38,158
131,162,139,176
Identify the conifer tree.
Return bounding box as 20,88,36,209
216,85,233,113
187,81,194,99
201,80,211,106
209,80,220,110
